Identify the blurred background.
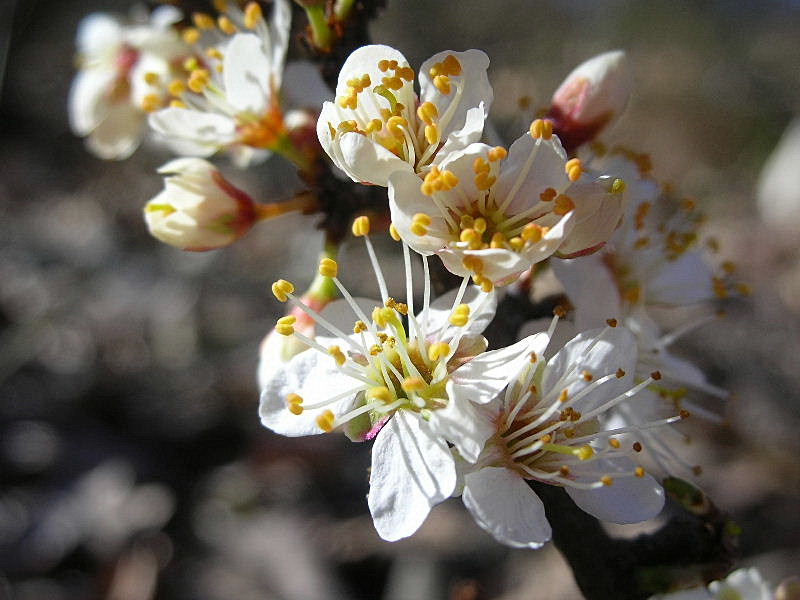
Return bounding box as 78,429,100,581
1,0,799,598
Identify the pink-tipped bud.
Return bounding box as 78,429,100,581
548,50,633,152
144,158,257,251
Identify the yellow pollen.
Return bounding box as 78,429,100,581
182,28,200,45
365,118,382,134
275,315,296,336
411,213,432,236
328,345,346,366
188,68,210,93
381,75,404,90
417,102,438,125
192,12,215,30
473,157,489,174
428,342,451,362
141,93,161,112
554,195,575,215
183,57,199,71
488,146,507,161
540,187,557,202
170,100,186,108
401,377,426,392
575,445,594,460
565,158,583,182
244,2,262,29
205,47,224,61
490,232,507,249
286,393,303,415
611,178,626,194
441,170,459,188
378,60,390,72
462,255,484,274
218,15,237,34
168,80,185,97
144,72,160,86
368,386,393,403
635,467,645,478
397,66,414,80
601,475,614,486
352,215,370,237
449,303,470,327
530,118,553,140
615,368,625,378
386,115,407,137
424,124,440,145
389,223,401,241
353,321,367,334
529,351,538,363
474,171,496,191
609,438,621,449
316,410,335,432
441,54,462,76
521,222,545,243
558,389,569,403
271,279,295,302
433,75,451,94
319,257,338,278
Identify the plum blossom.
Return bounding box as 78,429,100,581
148,0,298,167
317,45,492,186
69,6,187,159
389,119,626,289
259,219,537,540
455,320,668,548
649,568,774,600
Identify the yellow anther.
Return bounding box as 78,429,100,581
382,75,404,91
428,342,451,362
433,75,451,94
615,368,626,379
389,223,401,241
474,171,496,191
318,257,338,278
369,344,382,356
386,115,407,137
352,215,370,237
286,393,303,415
396,66,413,81
417,102,438,126
508,237,523,251
554,195,575,216
424,124,440,145
440,170,459,189
441,54,462,76
192,12,216,29
473,217,488,234
575,445,594,460
388,60,398,69
401,377,426,392
460,228,480,244
205,46,224,61
328,345,346,366
187,68,210,93
650,370,662,381
609,438,621,449
182,28,200,45
372,306,394,328
316,410,335,432
213,0,228,11
680,409,691,419
459,215,474,229
488,146,507,162
540,187,557,202
633,442,643,452
559,465,571,476
601,475,614,486
521,222,544,243
582,370,594,382
462,255,484,274
244,2,262,29
558,389,569,403
635,466,645,478
565,158,583,182
275,315,296,336
611,178,626,194
449,303,470,327
368,386,393,403
410,213,432,236
378,59,390,72
473,156,489,174
365,118,382,134
337,120,358,133
271,279,295,302
554,305,568,318
144,72,160,86
217,15,237,34
337,93,358,110
170,99,187,108
350,321,366,335
141,93,161,113
606,318,618,327
183,57,199,71
530,118,553,139
168,80,186,97
490,232,507,249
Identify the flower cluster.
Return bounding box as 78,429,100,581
69,1,746,584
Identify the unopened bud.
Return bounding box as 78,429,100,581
548,50,633,152
144,158,257,251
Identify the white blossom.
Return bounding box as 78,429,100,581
317,45,492,186
649,568,774,600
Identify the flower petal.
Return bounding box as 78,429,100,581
149,108,236,156
337,132,413,186
648,251,714,305
336,45,417,116
223,33,271,114
423,284,496,341
463,467,551,548
566,457,665,523
436,104,487,162
552,254,622,330
86,103,145,160
429,389,495,463
68,68,116,135
368,411,456,541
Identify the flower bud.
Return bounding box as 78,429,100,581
144,158,257,251
548,50,633,152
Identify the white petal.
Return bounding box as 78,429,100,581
648,251,714,305
494,132,569,216
68,68,116,135
463,467,551,548
86,104,145,160
316,101,348,175
76,13,122,56
709,568,772,600
269,0,292,88
552,255,622,330
556,184,624,257
419,49,492,140
429,390,494,463
259,349,358,436
566,457,665,523
336,45,416,114
543,325,638,413
422,284,496,341
368,411,456,541
435,104,486,164
148,108,236,155
450,335,543,405
223,33,271,113
388,170,448,255
338,132,412,186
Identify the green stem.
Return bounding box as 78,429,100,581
304,4,333,52
334,0,355,21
